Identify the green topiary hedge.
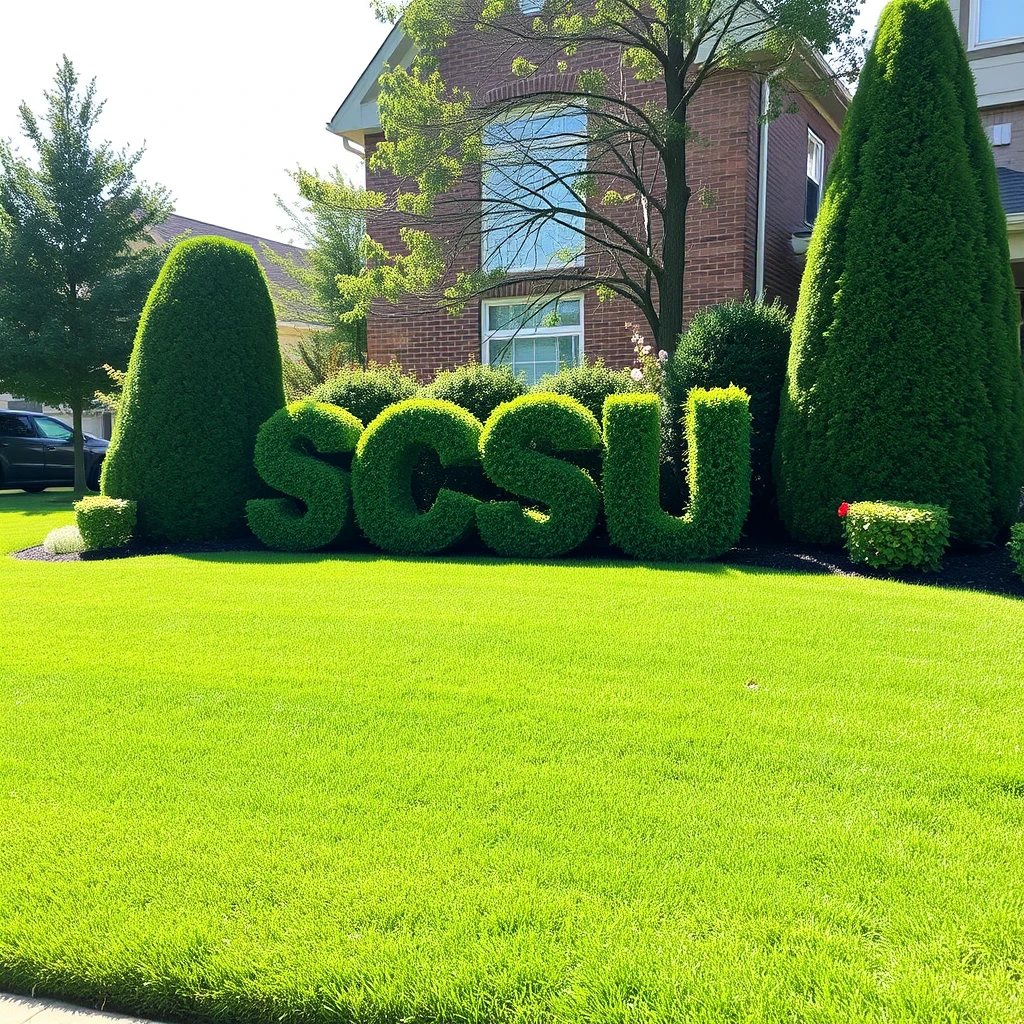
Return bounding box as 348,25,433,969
603,388,751,561
841,500,950,572
423,363,527,421
774,0,1024,545
531,359,636,421
101,236,284,542
311,362,419,425
74,495,136,550
669,298,790,528
477,394,602,558
352,399,483,554
247,401,364,552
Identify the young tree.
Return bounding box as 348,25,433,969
263,166,369,380
0,57,171,493
338,0,861,355
774,0,1024,545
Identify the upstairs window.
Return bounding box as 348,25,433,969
483,296,582,385
976,0,1024,45
482,107,587,274
519,0,544,11
806,130,825,226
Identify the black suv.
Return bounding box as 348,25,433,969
0,410,108,492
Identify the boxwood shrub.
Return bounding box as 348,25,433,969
423,363,527,421
311,363,419,425
352,399,483,554
603,388,751,561
477,394,602,558
532,359,636,421
247,401,363,552
74,495,137,550
841,501,950,572
1008,523,1024,581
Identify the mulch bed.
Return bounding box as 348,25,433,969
12,536,1023,598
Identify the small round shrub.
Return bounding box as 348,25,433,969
75,496,136,550
423,363,527,422
247,401,363,552
603,388,751,561
532,359,636,421
477,394,602,558
667,298,790,528
101,236,285,542
352,399,483,554
311,362,419,425
43,525,85,555
841,500,950,572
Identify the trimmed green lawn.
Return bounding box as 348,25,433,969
1,491,1023,1023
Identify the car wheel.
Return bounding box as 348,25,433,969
21,485,46,493
87,465,102,492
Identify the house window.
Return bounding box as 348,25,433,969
805,130,825,226
482,295,582,385
482,107,587,274
975,0,1024,45
519,0,544,12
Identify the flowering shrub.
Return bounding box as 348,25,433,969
43,525,85,555
841,501,950,572
626,322,668,393
1008,523,1024,581
75,495,137,550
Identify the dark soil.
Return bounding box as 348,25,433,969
13,536,1023,599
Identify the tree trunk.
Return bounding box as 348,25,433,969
71,399,87,496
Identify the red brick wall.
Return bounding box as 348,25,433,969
361,22,841,379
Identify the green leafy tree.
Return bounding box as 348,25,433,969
339,0,860,355
0,57,171,492
263,166,369,385
774,0,1024,545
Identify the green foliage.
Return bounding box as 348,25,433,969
263,166,369,369
281,331,351,402
1008,523,1024,582
775,0,1024,546
603,388,751,561
74,495,136,550
531,359,636,421
352,398,483,553
247,402,363,552
423,363,527,421
669,298,791,526
841,501,950,572
477,394,601,558
0,56,171,492
101,237,285,542
311,362,419,425
42,524,85,555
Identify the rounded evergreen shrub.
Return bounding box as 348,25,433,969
531,359,636,421
311,362,419,425
669,298,790,528
352,398,483,554
101,237,285,542
74,496,136,550
774,0,1024,545
477,394,602,558
603,388,751,561
247,401,363,552
423,363,527,421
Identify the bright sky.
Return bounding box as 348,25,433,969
0,0,888,246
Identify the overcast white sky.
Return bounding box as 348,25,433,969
0,0,888,245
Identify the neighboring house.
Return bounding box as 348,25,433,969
0,215,325,438
951,0,1024,306
328,14,850,382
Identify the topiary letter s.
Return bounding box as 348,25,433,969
477,394,601,558
101,237,285,542
603,388,750,561
352,399,483,554
247,401,363,552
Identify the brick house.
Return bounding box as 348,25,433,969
951,0,1024,308
328,12,849,383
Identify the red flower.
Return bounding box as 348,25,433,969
837,502,851,517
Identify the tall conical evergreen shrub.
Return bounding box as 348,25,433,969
774,0,1024,545
102,237,285,541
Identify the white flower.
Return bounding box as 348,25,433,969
642,344,653,355
630,367,644,382
658,350,669,362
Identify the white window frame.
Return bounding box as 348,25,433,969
970,0,1024,49
481,105,587,275
480,293,585,384
805,129,826,227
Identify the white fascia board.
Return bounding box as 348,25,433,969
327,22,417,145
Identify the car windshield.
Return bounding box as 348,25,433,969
34,417,73,441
